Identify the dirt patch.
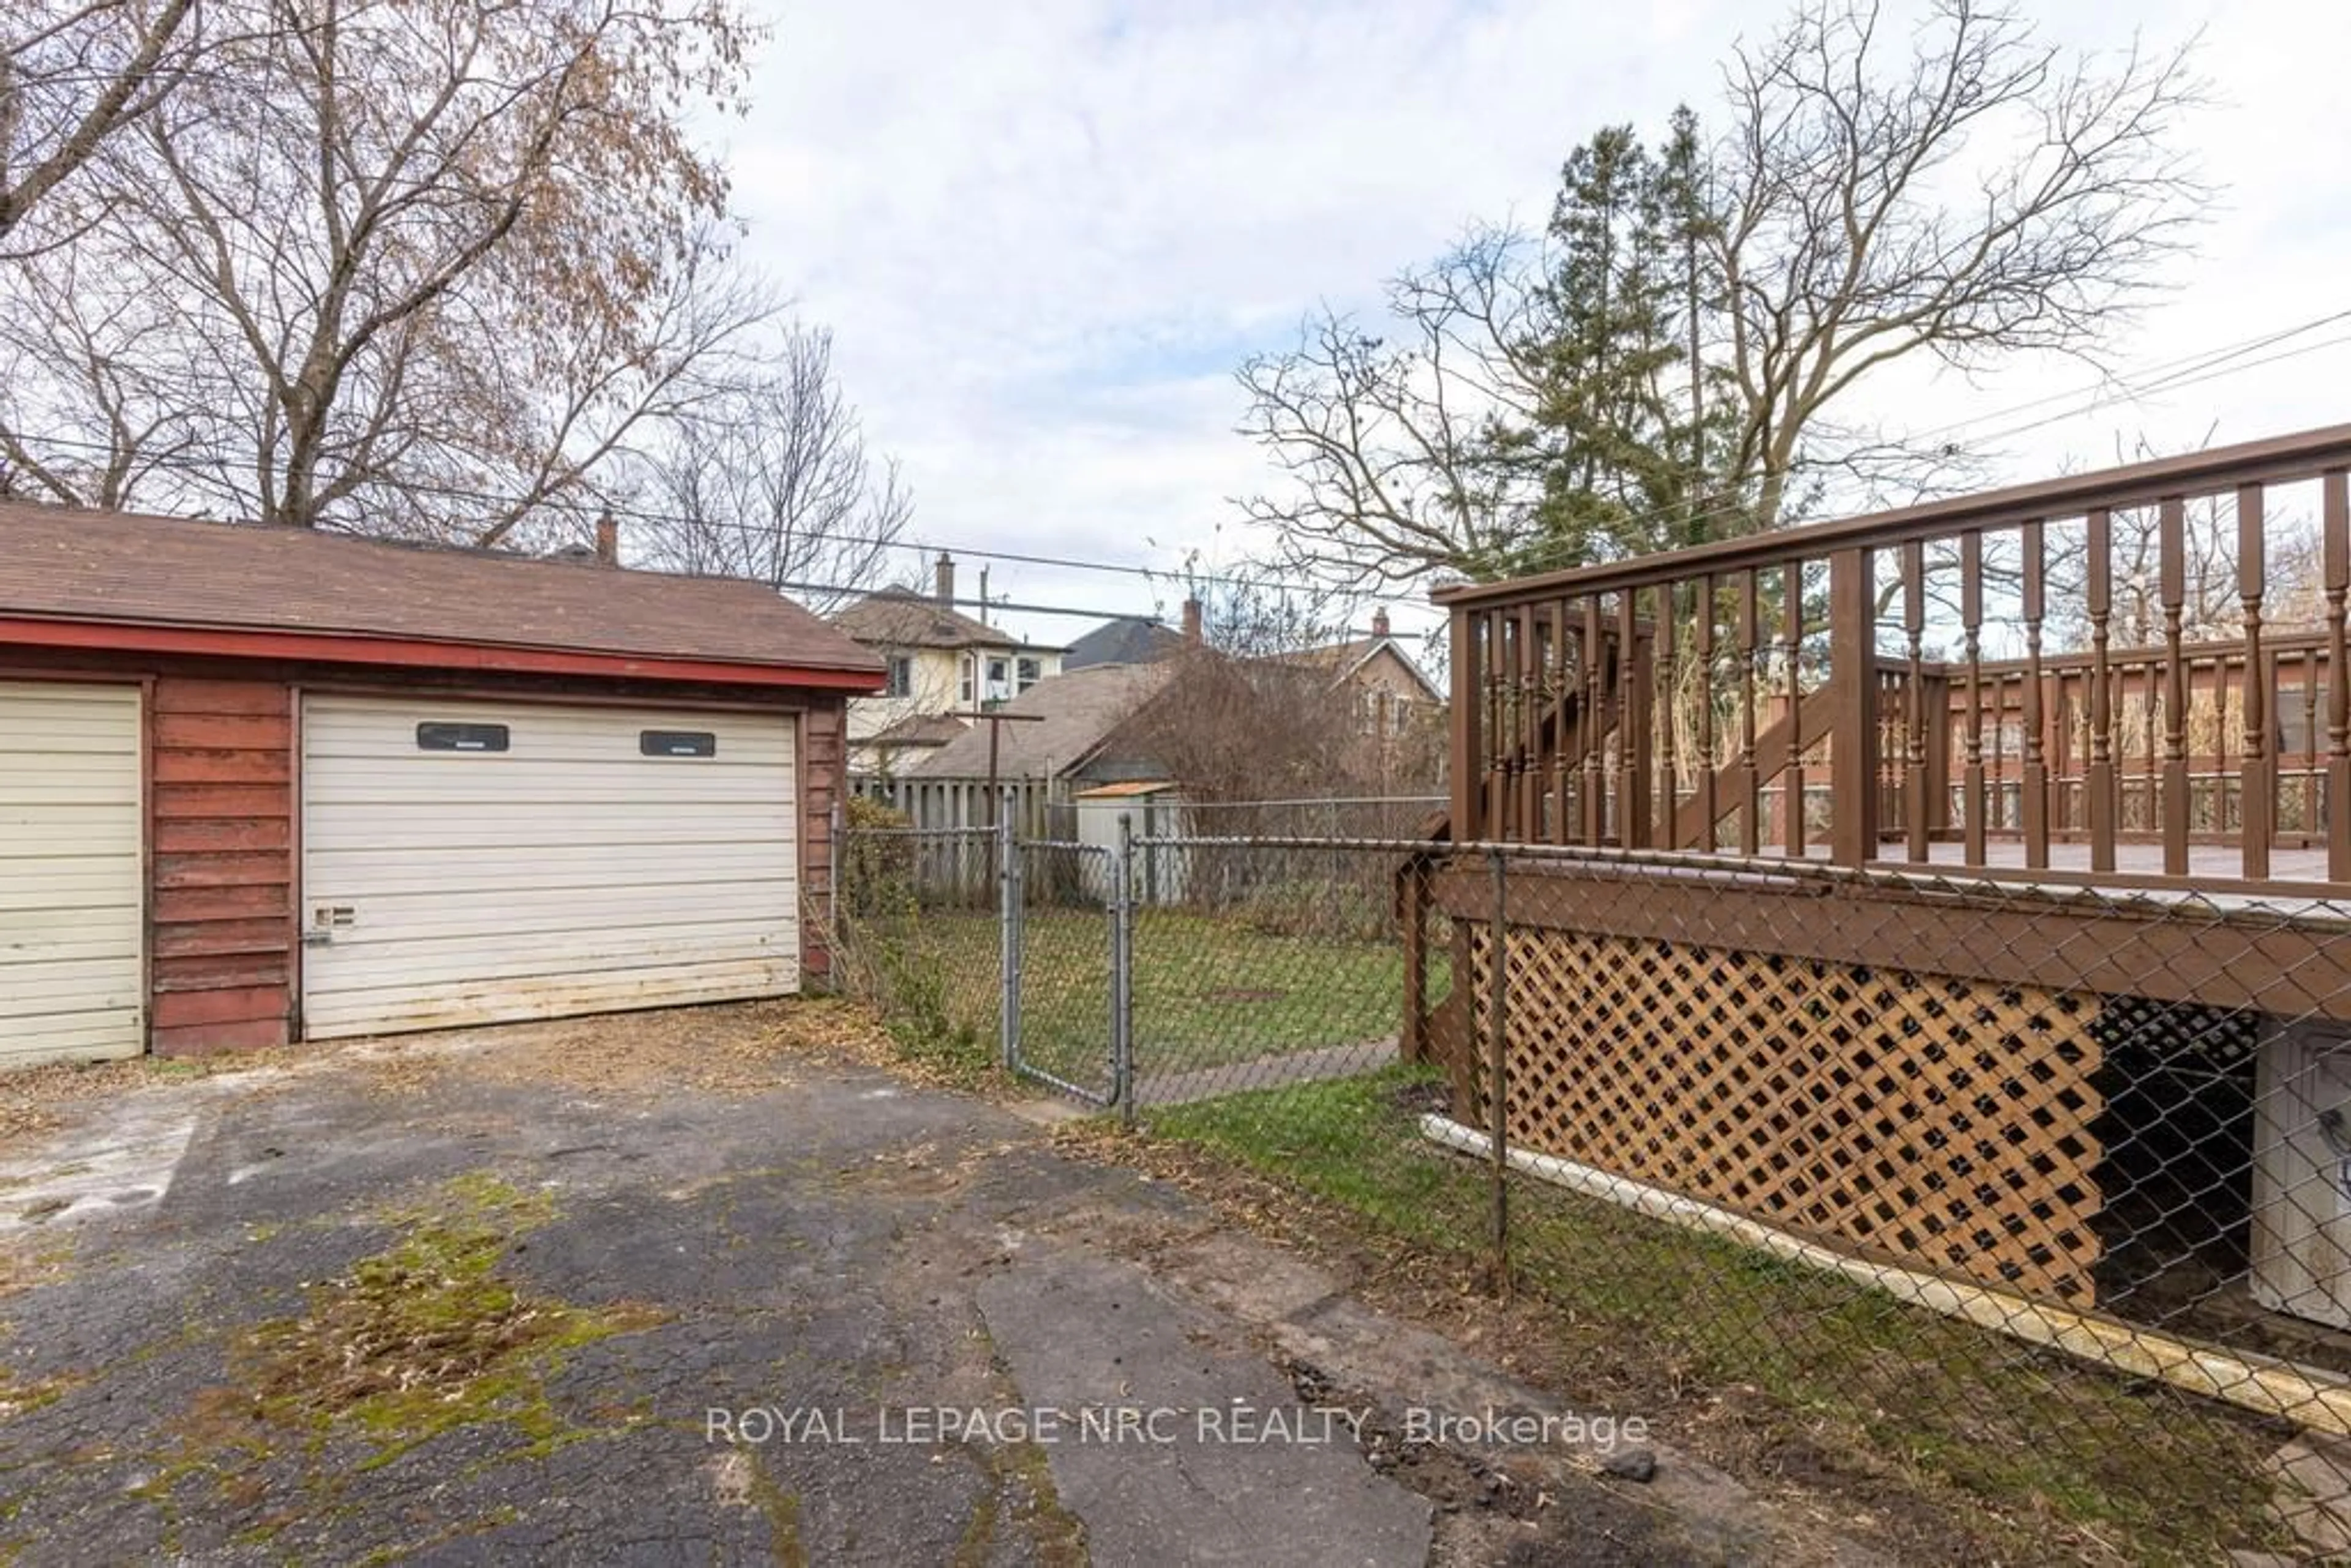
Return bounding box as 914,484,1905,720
352,998,898,1099
0,1051,301,1146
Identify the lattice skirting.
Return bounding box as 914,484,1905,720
1464,925,2107,1307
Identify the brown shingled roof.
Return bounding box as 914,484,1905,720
830,589,1065,653
0,501,881,677
912,662,1172,779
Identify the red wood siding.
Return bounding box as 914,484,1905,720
148,677,294,1055
802,699,846,984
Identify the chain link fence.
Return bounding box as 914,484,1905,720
831,803,2351,1561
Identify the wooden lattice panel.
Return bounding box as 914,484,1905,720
1468,926,2106,1306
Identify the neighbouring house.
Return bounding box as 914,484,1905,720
0,503,882,1069
828,553,1065,771
909,661,1176,789
1063,612,1186,670
1276,608,1444,751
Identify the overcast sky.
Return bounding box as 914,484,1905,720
721,0,2351,652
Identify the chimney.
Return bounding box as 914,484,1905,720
1180,596,1202,645
934,552,956,606
593,512,620,566
1371,606,1390,639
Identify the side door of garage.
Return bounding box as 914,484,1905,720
299,694,800,1040
0,681,146,1067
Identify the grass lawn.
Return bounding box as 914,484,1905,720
1149,1067,2289,1567
883,908,1438,1088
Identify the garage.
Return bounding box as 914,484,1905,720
299,694,801,1039
0,501,880,1060
0,680,146,1068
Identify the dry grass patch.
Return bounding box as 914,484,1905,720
354,997,898,1100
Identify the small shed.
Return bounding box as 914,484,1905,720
1073,781,1189,905
0,504,882,1067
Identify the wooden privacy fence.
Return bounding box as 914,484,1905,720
849,773,1065,838
1437,423,2351,891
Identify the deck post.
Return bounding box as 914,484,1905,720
1450,609,1480,841
1829,547,1880,868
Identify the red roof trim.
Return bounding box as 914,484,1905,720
0,617,887,692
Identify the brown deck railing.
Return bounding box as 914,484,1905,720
1436,423,2351,890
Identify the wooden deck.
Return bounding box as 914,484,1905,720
1437,424,2351,904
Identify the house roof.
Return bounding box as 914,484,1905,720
0,501,883,687
864,713,969,749
1064,616,1183,669
1272,635,1442,701
1074,779,1178,799
830,589,1063,653
910,662,1174,779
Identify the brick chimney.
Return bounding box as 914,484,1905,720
1371,606,1390,638
593,513,620,566
934,552,955,605
1180,596,1202,645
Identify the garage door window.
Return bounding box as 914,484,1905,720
640,729,716,757
416,721,510,752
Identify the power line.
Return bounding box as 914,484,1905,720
9,303,2349,606
1485,306,2351,581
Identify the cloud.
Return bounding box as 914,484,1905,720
721,0,2351,647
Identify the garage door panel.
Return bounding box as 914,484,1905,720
301,957,795,1036
302,696,800,1039
302,804,795,853
299,773,798,806
299,843,789,892
0,682,144,1066
303,703,795,765
316,890,796,944
310,928,789,991
0,1010,146,1067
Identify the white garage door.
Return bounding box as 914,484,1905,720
300,694,799,1040
0,681,145,1067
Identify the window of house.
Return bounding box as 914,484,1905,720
1016,656,1042,692
885,655,912,699
959,656,975,706
985,656,1011,704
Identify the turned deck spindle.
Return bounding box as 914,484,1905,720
1739,572,1761,855
1782,561,1806,856
1903,542,1928,861
1582,597,1605,845
1695,576,1717,850
2240,484,2272,877
2329,471,2351,879
2085,509,2117,871
1960,531,1986,866
2158,498,2188,874
2020,522,2048,866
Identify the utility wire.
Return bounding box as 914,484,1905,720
7,305,2350,602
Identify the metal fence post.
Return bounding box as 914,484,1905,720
828,797,845,988
1487,846,1510,1296
1114,811,1136,1127
998,797,1021,1073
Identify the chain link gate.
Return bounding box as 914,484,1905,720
997,814,1131,1112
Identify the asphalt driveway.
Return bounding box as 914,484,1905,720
0,1003,1864,1566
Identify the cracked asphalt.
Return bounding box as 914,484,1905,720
0,1007,1869,1566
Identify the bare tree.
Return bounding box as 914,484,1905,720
634,326,914,607
1,0,197,250
1715,0,2207,528
0,0,761,540
1233,228,1545,591
1235,0,2207,592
